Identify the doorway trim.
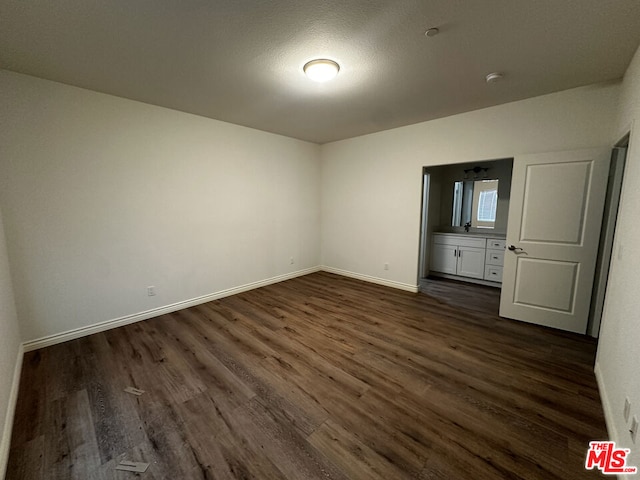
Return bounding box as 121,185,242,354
588,133,630,337
417,169,430,282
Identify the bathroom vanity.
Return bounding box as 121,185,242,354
429,232,506,287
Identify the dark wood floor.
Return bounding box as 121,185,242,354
7,272,608,479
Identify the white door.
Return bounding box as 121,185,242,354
499,148,610,334
457,246,485,279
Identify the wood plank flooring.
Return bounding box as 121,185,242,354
6,272,608,479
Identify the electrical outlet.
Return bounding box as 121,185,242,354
631,416,638,444
290,257,294,265
384,263,389,270
147,286,156,296
624,397,631,422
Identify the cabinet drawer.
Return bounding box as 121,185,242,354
487,238,506,249
484,266,503,282
485,249,504,266
432,234,486,249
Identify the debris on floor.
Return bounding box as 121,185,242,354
115,461,150,473
124,386,145,396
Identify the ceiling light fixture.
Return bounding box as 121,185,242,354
485,72,504,83
303,59,340,82
425,27,440,37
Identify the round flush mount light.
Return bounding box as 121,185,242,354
485,72,504,83
303,59,340,82
424,27,440,37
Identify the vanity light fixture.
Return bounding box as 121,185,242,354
464,166,489,180
303,59,340,82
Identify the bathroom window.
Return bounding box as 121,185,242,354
478,190,497,222
472,180,498,228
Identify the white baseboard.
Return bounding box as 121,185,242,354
23,267,320,352
594,361,617,442
320,266,418,293
0,344,24,479
22,265,417,352
594,361,626,480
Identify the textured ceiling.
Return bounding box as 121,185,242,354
1,0,640,144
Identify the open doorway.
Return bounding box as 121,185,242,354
417,158,513,292
417,148,627,337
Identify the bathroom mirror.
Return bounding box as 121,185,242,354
452,179,499,229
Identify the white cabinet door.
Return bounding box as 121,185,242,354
457,246,486,279
430,244,457,275
499,148,610,334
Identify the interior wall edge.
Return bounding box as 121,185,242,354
0,344,24,480
22,266,321,352
321,265,419,293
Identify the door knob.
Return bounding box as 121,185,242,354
508,245,523,252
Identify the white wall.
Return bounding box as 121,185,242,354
0,70,321,344
0,205,22,478
320,82,620,288
1,56,636,473
596,43,640,469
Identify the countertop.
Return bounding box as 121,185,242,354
432,231,507,239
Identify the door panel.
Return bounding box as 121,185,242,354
513,258,578,312
499,148,610,334
520,162,591,244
